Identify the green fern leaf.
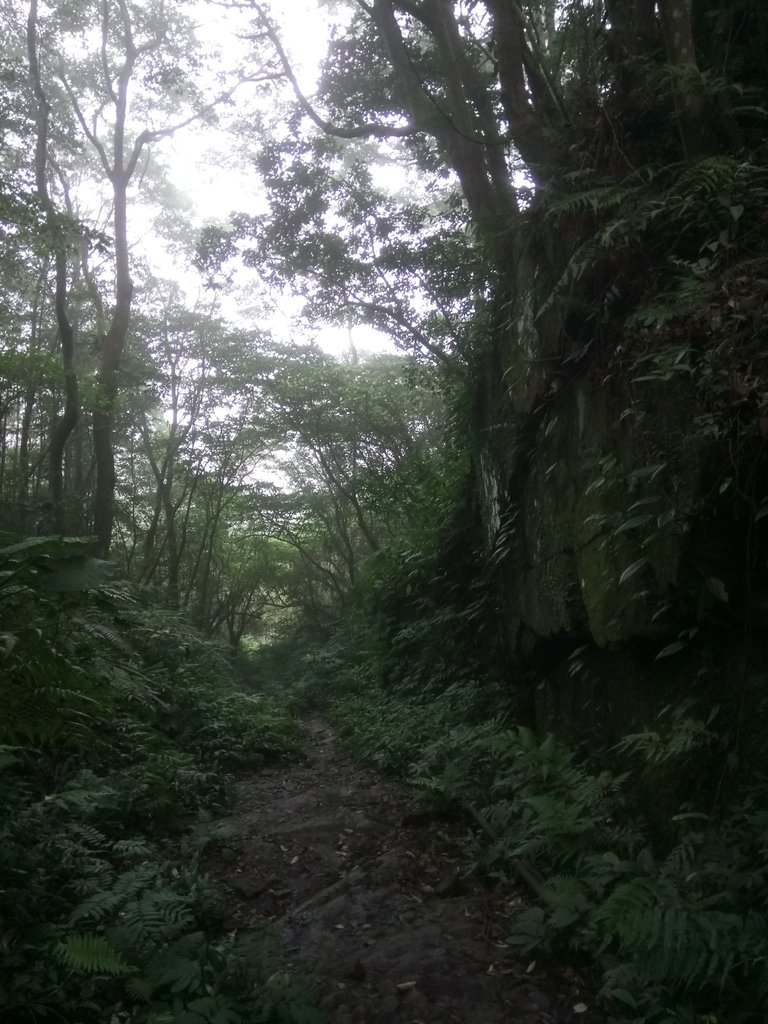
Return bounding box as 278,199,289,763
54,933,134,975
151,954,205,995
68,890,123,926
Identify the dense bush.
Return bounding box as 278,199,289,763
0,537,315,1024
313,583,768,1024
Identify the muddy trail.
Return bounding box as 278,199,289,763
207,720,610,1024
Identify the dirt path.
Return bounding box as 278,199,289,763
208,719,608,1024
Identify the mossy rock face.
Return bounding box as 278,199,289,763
479,334,704,649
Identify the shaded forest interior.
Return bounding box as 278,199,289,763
2,0,768,1022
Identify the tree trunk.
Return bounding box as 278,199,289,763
372,0,517,247
27,0,79,533
16,386,37,532
658,0,705,161
93,173,133,556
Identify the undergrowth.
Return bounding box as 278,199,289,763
0,536,318,1024
307,598,768,1024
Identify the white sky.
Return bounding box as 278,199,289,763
137,0,395,361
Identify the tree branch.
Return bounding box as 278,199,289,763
56,68,113,178
123,72,280,179
100,0,117,103
251,2,416,140
345,296,453,367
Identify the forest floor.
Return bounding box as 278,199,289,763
206,719,611,1024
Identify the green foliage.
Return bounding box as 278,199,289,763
55,933,134,976
0,537,314,1024
317,593,768,1024
125,608,302,770
615,701,720,768
330,681,495,774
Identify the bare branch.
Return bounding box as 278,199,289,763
57,67,113,178
345,296,453,367
100,0,117,103
115,0,136,59
124,72,280,179
251,2,416,140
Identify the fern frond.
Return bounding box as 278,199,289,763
111,837,154,859
112,889,195,952
545,184,637,219
54,933,134,976
148,953,205,995
75,618,135,656
68,890,124,926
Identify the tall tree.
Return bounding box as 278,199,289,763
37,0,277,553
238,1,768,668
26,0,79,532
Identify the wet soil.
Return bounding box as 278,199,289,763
207,719,610,1024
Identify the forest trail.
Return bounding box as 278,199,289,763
207,719,608,1024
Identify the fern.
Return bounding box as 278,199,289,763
616,701,719,767
68,889,124,926
76,618,136,656
150,954,206,995
0,552,310,1024
112,889,196,952
545,183,636,219
54,934,134,976
540,875,590,930
111,837,154,859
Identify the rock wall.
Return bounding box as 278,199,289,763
473,247,728,735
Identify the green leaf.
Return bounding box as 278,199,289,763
656,640,686,660
607,988,638,1010
704,577,728,603
0,745,20,771
42,556,113,592
629,464,667,481
627,496,661,512
619,558,649,585
0,631,17,656
0,536,93,559
614,514,653,535
54,934,134,976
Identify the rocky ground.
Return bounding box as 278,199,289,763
206,719,611,1024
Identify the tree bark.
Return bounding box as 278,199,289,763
27,0,79,533
658,0,705,162
484,0,551,174
372,0,518,247
93,166,133,556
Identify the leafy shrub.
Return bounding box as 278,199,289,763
0,537,313,1024
329,679,497,774
322,631,768,1024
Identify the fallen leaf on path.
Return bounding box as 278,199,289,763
397,981,418,990
573,1003,588,1013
